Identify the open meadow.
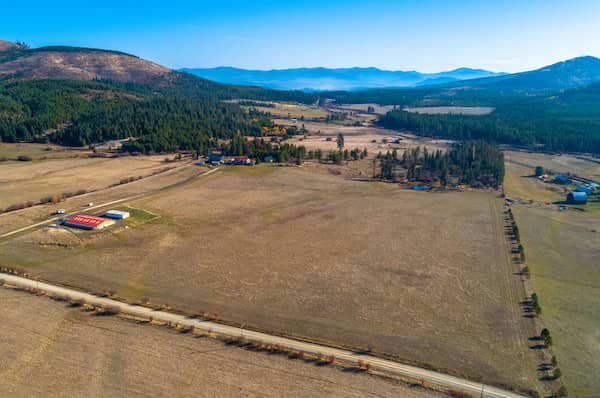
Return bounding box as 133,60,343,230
402,107,494,115
236,100,329,120
512,207,600,397
0,164,540,393
505,150,600,182
0,144,179,210
503,156,566,203
504,150,600,397
0,142,88,161
0,287,445,398
282,121,450,155
0,162,203,236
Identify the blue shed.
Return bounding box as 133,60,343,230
208,153,223,162
554,175,571,185
412,185,431,191
575,185,594,194
567,191,587,204
263,156,275,163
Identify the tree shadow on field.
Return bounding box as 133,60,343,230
529,343,546,350
341,367,364,373
537,363,552,372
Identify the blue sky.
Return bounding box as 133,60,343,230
2,0,599,72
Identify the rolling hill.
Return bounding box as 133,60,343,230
449,56,600,91
0,40,315,151
180,66,504,91
0,41,170,84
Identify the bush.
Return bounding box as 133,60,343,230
535,166,545,176
99,305,120,315
553,368,562,379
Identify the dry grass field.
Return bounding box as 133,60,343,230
238,101,329,119
0,142,88,161
504,150,600,397
0,151,177,210
503,159,566,203
0,288,446,398
505,150,600,182
283,121,449,155
403,107,494,115
0,165,540,393
0,163,202,236
512,207,600,397
335,103,397,115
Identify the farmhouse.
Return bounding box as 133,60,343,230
64,214,115,230
567,191,588,204
104,210,130,220
233,155,251,165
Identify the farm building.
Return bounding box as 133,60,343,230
104,210,130,220
554,175,571,185
64,215,115,230
412,185,432,191
208,153,224,164
263,156,275,163
233,156,251,165
575,185,594,194
567,192,588,204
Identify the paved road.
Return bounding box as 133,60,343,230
1,273,528,398
0,167,220,239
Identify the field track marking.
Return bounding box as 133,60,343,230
1,273,528,398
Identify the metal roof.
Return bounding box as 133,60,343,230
66,215,111,227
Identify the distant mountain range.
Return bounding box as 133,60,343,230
182,56,600,92
2,38,599,94
180,66,506,91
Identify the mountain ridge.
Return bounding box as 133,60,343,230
180,65,505,91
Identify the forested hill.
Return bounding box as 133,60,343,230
378,82,600,154
0,41,317,151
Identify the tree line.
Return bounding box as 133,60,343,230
378,140,504,188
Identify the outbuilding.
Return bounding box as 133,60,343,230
208,153,224,164
567,191,588,204
412,185,432,191
554,175,571,185
104,210,130,220
64,214,115,230
233,156,251,165
575,185,594,194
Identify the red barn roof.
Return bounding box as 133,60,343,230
66,215,108,228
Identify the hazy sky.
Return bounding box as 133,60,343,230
2,0,600,72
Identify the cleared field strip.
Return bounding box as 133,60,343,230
1,273,527,398
0,167,220,239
